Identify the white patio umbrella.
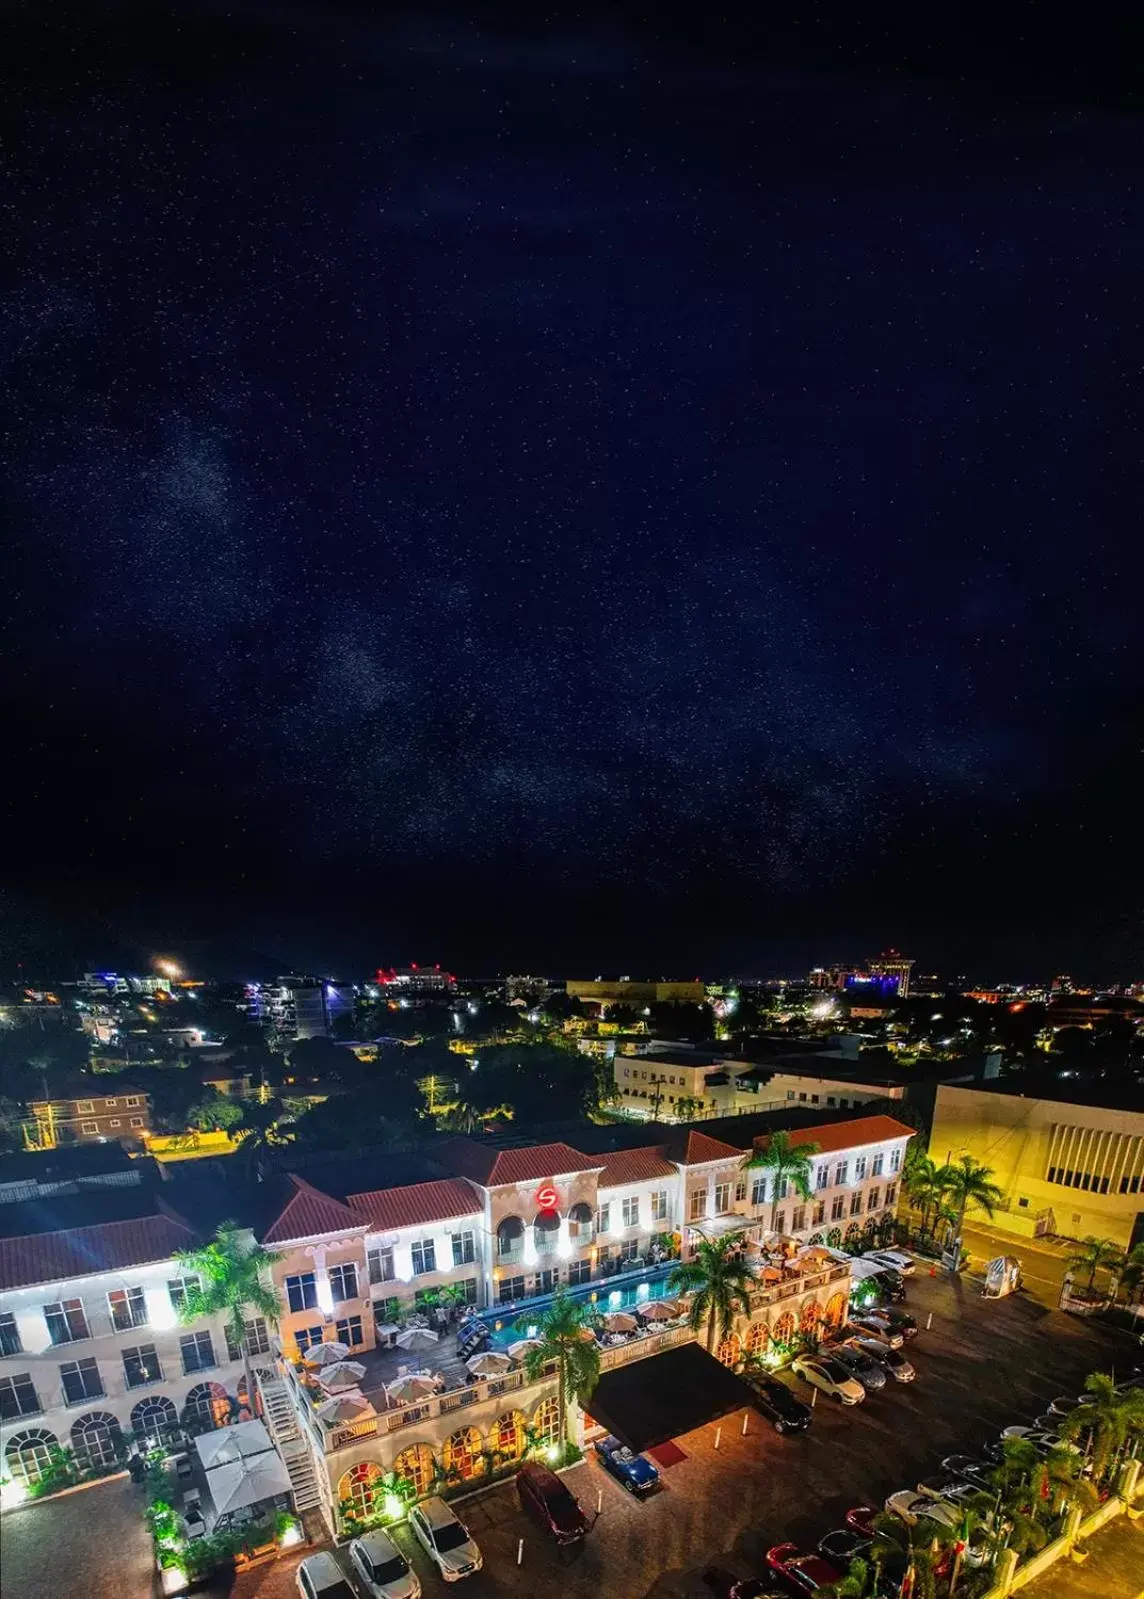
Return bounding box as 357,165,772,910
395,1326,440,1352
317,1360,367,1393
637,1300,675,1322
304,1340,351,1368
656,1299,681,1317
507,1338,543,1362
316,1391,375,1426
466,1351,512,1378
387,1373,439,1405
193,1420,275,1473
204,1451,292,1519
603,1311,640,1333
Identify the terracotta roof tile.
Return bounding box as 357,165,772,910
437,1138,604,1187
753,1114,917,1158
260,1176,366,1245
679,1130,745,1166
596,1147,678,1189
0,1213,199,1292
348,1178,482,1233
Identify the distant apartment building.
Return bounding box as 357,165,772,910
25,1082,152,1151
375,965,457,997
566,978,705,1008
612,1052,903,1122
808,951,915,999
245,977,353,1040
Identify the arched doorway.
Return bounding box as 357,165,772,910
490,1409,527,1462
339,1461,383,1521
532,1395,560,1448
800,1300,822,1341
824,1290,848,1329
183,1381,230,1434
392,1443,435,1499
715,1331,742,1368
443,1427,485,1483
496,1215,525,1261
826,1228,842,1248
70,1412,124,1472
771,1311,796,1351
130,1395,179,1449
745,1319,769,1358
4,1428,58,1486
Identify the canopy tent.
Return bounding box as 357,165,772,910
585,1342,759,1453
193,1419,275,1473
202,1449,293,1520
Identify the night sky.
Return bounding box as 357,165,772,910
4,4,1142,979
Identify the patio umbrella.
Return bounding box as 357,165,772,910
317,1360,367,1393
603,1312,639,1333
507,1338,543,1362
395,1326,440,1352
193,1420,275,1473
466,1351,512,1378
304,1340,351,1368
316,1391,375,1426
387,1373,439,1405
637,1300,676,1322
203,1451,292,1519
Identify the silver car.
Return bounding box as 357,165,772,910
409,1496,482,1582
349,1530,421,1599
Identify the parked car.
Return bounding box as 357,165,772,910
846,1313,904,1348
939,1455,996,1491
827,1343,887,1392
1001,1426,1079,1456
845,1335,915,1382
594,1434,660,1493
765,1542,844,1594
1047,1395,1083,1418
744,1373,814,1434
844,1506,878,1537
816,1530,870,1566
349,1531,421,1599
701,1574,788,1599
408,1497,483,1581
867,1268,908,1303
517,1460,591,1543
862,1249,916,1276
853,1306,916,1340
790,1354,866,1405
297,1554,356,1599
885,1491,961,1533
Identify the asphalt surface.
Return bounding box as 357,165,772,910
0,1473,153,1599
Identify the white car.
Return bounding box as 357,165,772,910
296,1553,356,1599
408,1496,483,1581
886,1491,961,1531
863,1249,915,1276
350,1530,421,1599
791,1354,866,1406
1001,1426,1080,1456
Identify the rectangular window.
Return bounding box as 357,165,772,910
368,1246,395,1285
812,1201,825,1226
335,1316,364,1349
122,1344,161,1389
831,1194,845,1221
44,1298,90,1345
108,1287,147,1333
81,1122,99,1134
850,1192,863,1217
622,1196,640,1228
567,1259,591,1286
872,1153,884,1177
180,1331,215,1374
109,1119,121,1127
372,1297,403,1324
868,1187,881,1212
0,1373,41,1420
595,1204,611,1234
734,1179,747,1203
854,1156,868,1181
890,1148,902,1174
167,1276,199,1316
650,1190,668,1221
125,1096,141,1107
60,1357,103,1404
77,1100,94,1113
225,1317,270,1362
689,1189,707,1221
790,1205,806,1232
714,1183,731,1215
294,1326,323,1354
773,1210,785,1234
751,1178,767,1207
328,1262,358,1304
885,1183,897,1208
0,1313,22,1357
452,1231,475,1267
816,1164,829,1190
130,1117,144,1128
617,1239,638,1264
285,1273,318,1313
103,1098,117,1108
498,1275,526,1305
410,1239,436,1276
775,1178,790,1201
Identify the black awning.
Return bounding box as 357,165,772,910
568,1201,594,1223
497,1215,525,1241
585,1342,758,1453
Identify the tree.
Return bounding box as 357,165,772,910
667,1236,753,1354
235,1097,295,1170
901,1154,946,1238
176,1223,282,1409
867,1511,950,1599
1059,1372,1144,1486
820,1555,870,1597
742,1130,821,1234
673,1095,704,1121
936,1154,1002,1241
518,1289,600,1453
186,1090,244,1133
1114,1243,1144,1307
1064,1236,1124,1297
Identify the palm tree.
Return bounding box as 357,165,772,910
667,1235,754,1354
1064,1236,1123,1297
742,1130,821,1233
901,1154,945,1239
1114,1243,1144,1308
176,1222,282,1411
519,1288,600,1455
868,1511,950,1599
936,1154,1003,1243
820,1554,870,1597
1058,1372,1144,1486
235,1096,294,1172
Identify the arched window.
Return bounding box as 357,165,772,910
824,1290,848,1329
338,1461,382,1520
532,1395,560,1447
567,1201,594,1242
497,1216,525,1259
826,1228,843,1249
183,1381,230,1433
490,1410,526,1461
392,1443,434,1498
771,1311,796,1350
807,1232,824,1246
443,1427,485,1482
745,1319,769,1357
715,1331,742,1368
800,1300,822,1336
130,1394,179,1449
5,1428,58,1485
70,1412,124,1472
533,1211,560,1256
844,1222,863,1245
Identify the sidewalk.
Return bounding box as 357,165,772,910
1019,1512,1144,1599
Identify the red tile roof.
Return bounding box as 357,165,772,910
751,1114,917,1158
0,1212,199,1292
348,1178,482,1233
261,1176,366,1245
679,1130,745,1166
596,1146,678,1189
437,1138,604,1188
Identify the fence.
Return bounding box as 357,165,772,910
979,1459,1142,1598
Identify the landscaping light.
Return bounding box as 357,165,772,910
1,1478,28,1509
547,1444,561,1463
383,1492,405,1521
279,1523,303,1548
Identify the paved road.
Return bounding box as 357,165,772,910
959,1219,1076,1306
0,1473,153,1599
225,1266,1138,1599
1022,1511,1144,1599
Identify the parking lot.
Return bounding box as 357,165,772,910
222,1264,1134,1599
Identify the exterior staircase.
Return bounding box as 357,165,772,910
254,1362,323,1514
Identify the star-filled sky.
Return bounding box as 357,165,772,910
4,4,1142,979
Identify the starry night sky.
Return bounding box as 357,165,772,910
4,4,1142,978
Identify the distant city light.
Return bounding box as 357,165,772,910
154,958,181,979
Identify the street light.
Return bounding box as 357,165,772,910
154,958,181,980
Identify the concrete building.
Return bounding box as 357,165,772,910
375,966,457,998
24,1081,153,1151
245,977,353,1040
928,1082,1144,1249
566,978,705,1008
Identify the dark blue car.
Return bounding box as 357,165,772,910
594,1435,660,1494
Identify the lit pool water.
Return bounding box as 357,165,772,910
485,1264,678,1345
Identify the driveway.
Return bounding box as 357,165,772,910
227,1267,1136,1598
0,1473,153,1599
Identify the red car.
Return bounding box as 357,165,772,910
516,1460,590,1545
844,1506,878,1537
765,1543,844,1595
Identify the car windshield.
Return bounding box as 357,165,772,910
323,1584,355,1599
369,1556,408,1584
433,1523,472,1553
819,1360,849,1378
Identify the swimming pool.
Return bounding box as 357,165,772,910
485,1264,679,1345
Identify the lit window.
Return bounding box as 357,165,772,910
108,1288,147,1332
328,1263,358,1304
44,1299,90,1346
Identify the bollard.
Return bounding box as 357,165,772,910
517,1538,524,1566
714,1425,722,1450
741,1410,749,1436
926,1312,933,1331
810,1387,817,1407
597,1487,603,1514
